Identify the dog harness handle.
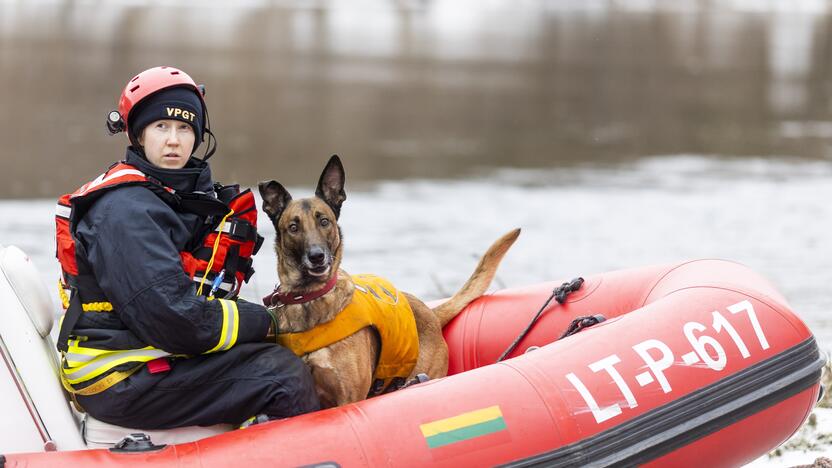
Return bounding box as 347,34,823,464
263,274,339,307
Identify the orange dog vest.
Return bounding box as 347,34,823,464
277,274,419,391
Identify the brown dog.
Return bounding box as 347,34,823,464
258,155,519,408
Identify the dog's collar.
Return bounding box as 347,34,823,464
262,274,339,307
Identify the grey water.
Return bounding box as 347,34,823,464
0,1,831,350
3,155,832,351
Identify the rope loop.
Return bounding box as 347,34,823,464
496,276,585,363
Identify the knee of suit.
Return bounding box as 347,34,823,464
268,377,321,417
257,347,321,416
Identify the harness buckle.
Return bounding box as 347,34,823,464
402,373,430,389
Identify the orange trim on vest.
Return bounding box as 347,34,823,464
54,162,260,298
277,274,419,389
55,163,155,276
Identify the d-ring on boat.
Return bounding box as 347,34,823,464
0,242,824,467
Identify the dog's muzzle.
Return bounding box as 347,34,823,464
304,246,331,277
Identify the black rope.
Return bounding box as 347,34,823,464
558,314,606,339
496,277,584,363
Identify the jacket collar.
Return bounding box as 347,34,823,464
125,147,214,194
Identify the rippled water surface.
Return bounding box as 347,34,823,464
3,155,830,350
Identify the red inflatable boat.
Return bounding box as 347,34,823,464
3,259,824,467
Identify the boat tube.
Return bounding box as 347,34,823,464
0,247,824,467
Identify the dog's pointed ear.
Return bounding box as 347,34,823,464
258,180,292,223
315,155,346,219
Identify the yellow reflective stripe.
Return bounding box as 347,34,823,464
65,342,112,366
62,347,171,384
229,300,239,349
67,346,106,357
64,353,161,384
65,356,94,367
206,300,230,353
205,299,239,353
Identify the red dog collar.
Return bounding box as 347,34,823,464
263,274,338,307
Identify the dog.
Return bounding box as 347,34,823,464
258,155,519,408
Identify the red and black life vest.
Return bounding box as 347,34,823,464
54,161,263,352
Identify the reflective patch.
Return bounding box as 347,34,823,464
378,284,399,303
62,347,171,384
206,299,239,353
365,286,382,300
55,203,71,219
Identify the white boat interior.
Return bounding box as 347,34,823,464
0,243,232,454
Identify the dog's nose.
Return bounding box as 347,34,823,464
307,247,327,266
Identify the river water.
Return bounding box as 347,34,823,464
2,154,831,353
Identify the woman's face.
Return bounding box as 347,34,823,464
139,119,195,169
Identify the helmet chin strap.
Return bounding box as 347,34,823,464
200,104,217,161
201,127,217,161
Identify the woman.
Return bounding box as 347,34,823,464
54,66,320,429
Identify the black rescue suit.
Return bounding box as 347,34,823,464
56,148,320,429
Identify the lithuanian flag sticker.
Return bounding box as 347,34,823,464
419,405,508,449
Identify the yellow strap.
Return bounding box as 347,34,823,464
197,209,235,296
58,280,70,309
82,302,113,312
57,281,113,312
59,364,142,396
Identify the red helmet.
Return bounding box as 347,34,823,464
107,66,206,135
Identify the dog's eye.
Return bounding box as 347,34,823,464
320,218,330,227
288,223,299,233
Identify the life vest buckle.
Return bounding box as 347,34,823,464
223,219,254,240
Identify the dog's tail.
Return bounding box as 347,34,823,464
432,228,521,328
